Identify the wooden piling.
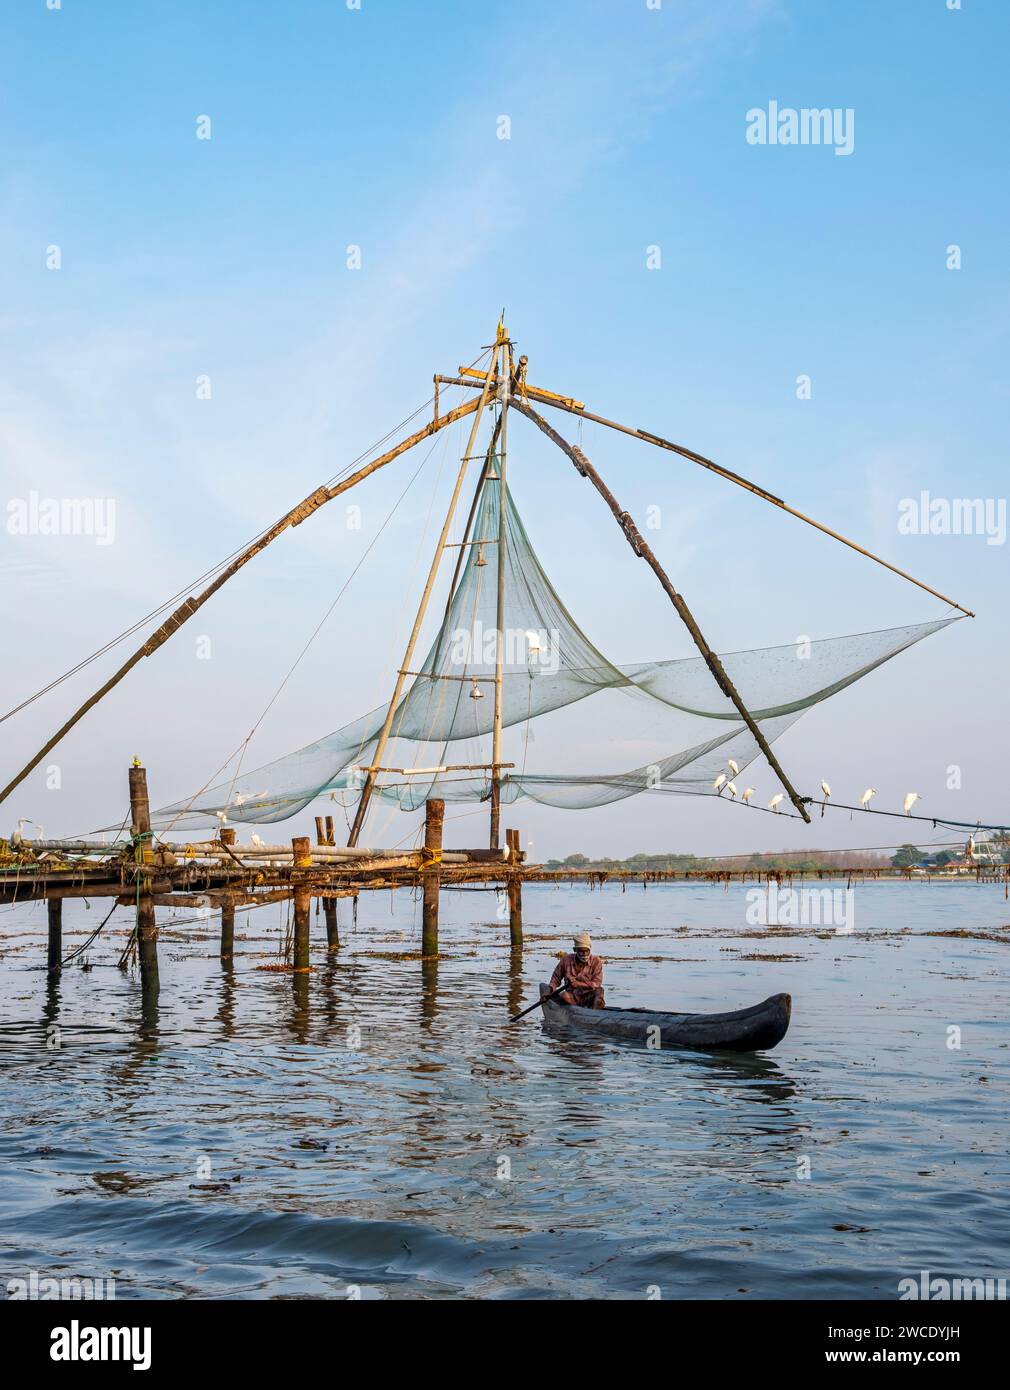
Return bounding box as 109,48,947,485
47,897,62,972
128,762,159,992
293,888,311,970
220,901,235,959
323,899,339,951
506,828,523,945
292,836,311,970
315,822,339,949
421,798,444,957
219,829,236,960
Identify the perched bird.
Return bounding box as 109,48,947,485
10,817,27,845
215,809,229,826
768,793,784,812
820,779,831,817
728,759,740,776
250,833,266,849
742,787,755,804
713,773,727,793
725,781,738,799
859,787,876,810
903,792,920,816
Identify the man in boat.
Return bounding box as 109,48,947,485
549,932,605,1009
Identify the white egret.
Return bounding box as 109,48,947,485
728,759,740,776
713,773,727,793
725,781,738,798
903,792,920,816
819,779,831,817
742,787,755,804
250,833,266,849
859,787,876,809
768,793,784,811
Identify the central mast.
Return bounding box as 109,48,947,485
488,316,511,849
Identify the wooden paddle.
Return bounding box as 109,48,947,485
509,981,569,1023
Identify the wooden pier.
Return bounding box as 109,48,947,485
3,763,1005,991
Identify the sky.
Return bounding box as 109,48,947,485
1,0,1007,860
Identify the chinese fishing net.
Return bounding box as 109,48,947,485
153,473,957,830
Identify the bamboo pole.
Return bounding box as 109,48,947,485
515,402,812,823
489,324,510,849
444,374,974,619
0,396,484,813
346,343,501,846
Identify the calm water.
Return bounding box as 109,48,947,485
1,881,1008,1300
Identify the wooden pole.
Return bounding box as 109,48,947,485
314,820,339,949
421,798,444,957
0,395,486,813
514,403,812,824
292,835,311,971
219,828,236,958
47,897,62,973
220,900,235,959
498,380,974,619
323,898,339,951
506,828,522,945
347,343,502,846
128,763,160,991
489,323,510,849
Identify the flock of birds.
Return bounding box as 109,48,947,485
710,763,921,817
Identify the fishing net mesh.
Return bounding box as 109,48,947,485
154,473,956,830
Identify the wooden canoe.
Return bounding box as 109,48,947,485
538,983,791,1053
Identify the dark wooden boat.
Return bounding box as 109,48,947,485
538,983,791,1053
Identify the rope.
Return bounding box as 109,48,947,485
59,898,119,969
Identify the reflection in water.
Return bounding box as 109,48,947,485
213,964,237,1042
0,883,1007,1299
420,956,439,1030
288,969,311,1044
507,946,524,1020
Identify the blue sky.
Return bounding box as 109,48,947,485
1,0,1007,858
